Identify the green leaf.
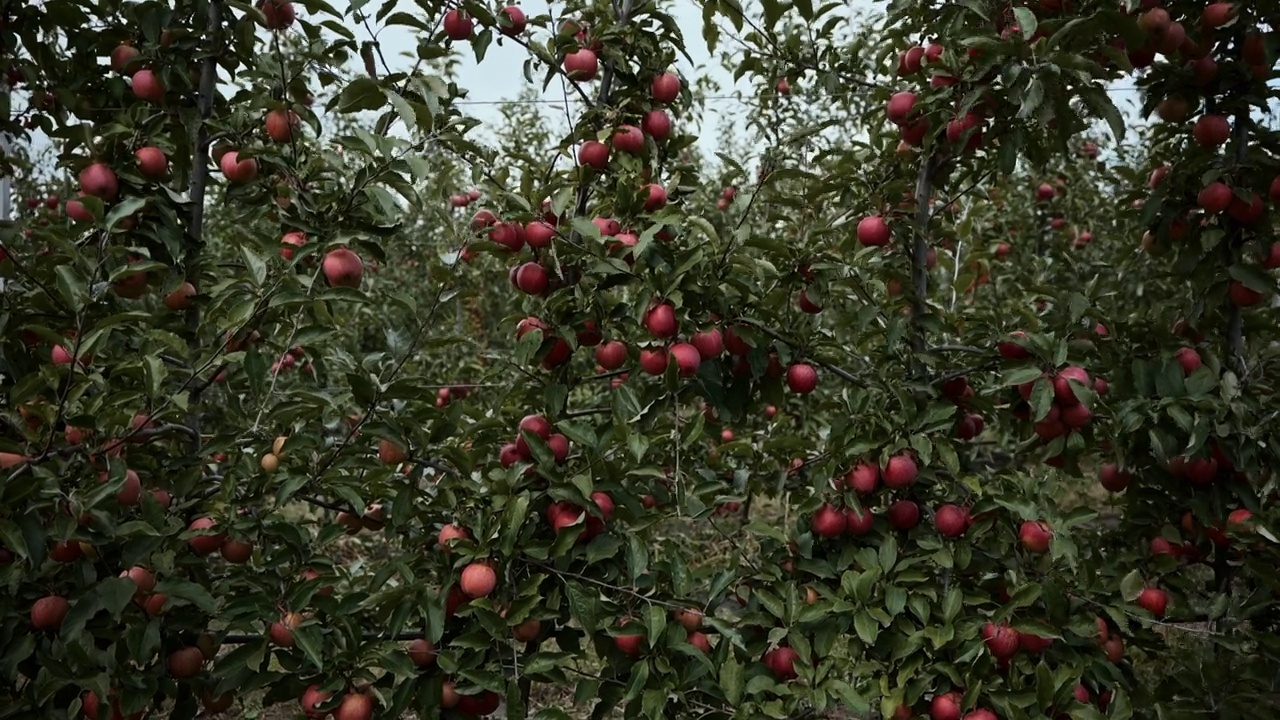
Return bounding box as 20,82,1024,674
1013,7,1038,40
1030,378,1054,421
1119,569,1143,602
853,611,878,644
100,577,138,617
336,77,387,112
720,654,744,705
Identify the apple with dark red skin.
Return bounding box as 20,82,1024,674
525,220,556,248
652,72,681,103
334,692,374,720
516,415,552,455
669,343,701,377
31,595,70,630
131,69,165,102
981,622,1020,659
886,91,917,125
220,151,259,183
260,0,297,29
167,646,204,678
644,303,678,338
934,504,970,537
1098,464,1130,492
135,146,168,178
691,328,724,358
1019,520,1052,553
845,462,879,494
614,620,645,657
322,248,363,287
79,162,119,201
578,140,609,169
763,645,800,679
437,523,469,552
443,9,473,40
887,500,919,530
786,363,817,393
639,348,668,375
1053,366,1090,405
613,124,645,154
595,340,628,370
811,504,846,538
498,5,526,36
642,109,672,141
930,691,962,720
1192,114,1230,148
1136,587,1168,618
563,48,599,80
883,453,918,488
515,262,548,295
460,562,497,598
857,216,891,246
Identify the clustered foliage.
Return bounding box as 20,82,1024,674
1,0,1279,719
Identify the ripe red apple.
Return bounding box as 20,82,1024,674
1036,183,1056,201
498,5,527,36
595,340,628,370
578,140,609,169
639,347,668,375
515,262,548,295
1019,520,1052,553
886,91,917,125
525,220,556,248
887,500,920,530
259,0,297,29
167,646,204,678
489,221,525,251
1175,347,1202,375
1201,2,1237,28
642,109,672,141
220,538,253,563
1229,281,1265,307
786,363,817,394
131,69,165,102
134,146,168,179
644,302,678,338
300,685,332,719
982,622,1020,659
691,328,724,358
516,414,552,455
110,43,141,73
563,48,598,80
322,248,363,287
31,595,70,630
438,523,469,552
187,517,225,555
1197,182,1233,214
963,709,998,720
613,124,645,154
669,343,702,377
163,282,197,310
443,9,473,40
408,637,436,666
79,162,119,202
279,231,307,260
652,72,681,103
1136,587,1168,618
614,618,645,657
934,504,970,538
811,504,847,538
547,434,570,464
1098,464,1131,492
775,78,790,94
460,562,497,598
1193,114,1230,148
220,151,258,183
643,183,668,211
763,645,800,679
883,453,918,488
845,463,879,494
1053,366,1090,405
857,215,891,246
930,691,962,720
334,692,374,720
265,108,300,142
